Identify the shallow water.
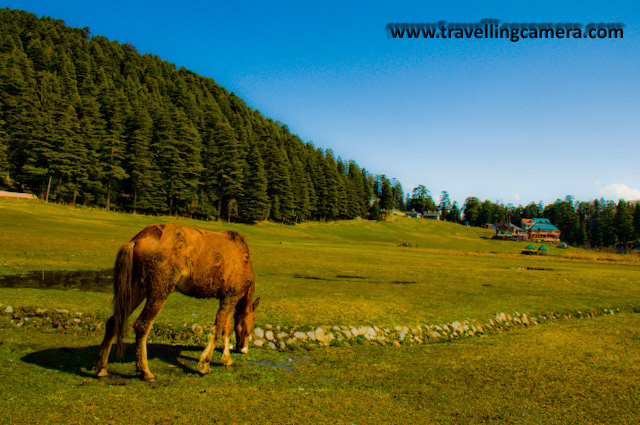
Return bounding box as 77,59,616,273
293,274,419,284
247,359,295,372
0,270,113,292
247,355,310,372
507,267,553,271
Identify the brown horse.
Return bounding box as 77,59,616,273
94,223,259,382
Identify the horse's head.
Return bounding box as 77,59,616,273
234,298,259,353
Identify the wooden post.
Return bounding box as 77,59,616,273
45,176,51,203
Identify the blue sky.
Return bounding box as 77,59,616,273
3,0,639,206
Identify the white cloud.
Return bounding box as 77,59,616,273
600,183,640,201
514,193,521,202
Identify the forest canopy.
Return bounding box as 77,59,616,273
0,8,389,223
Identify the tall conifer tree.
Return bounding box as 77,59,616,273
240,144,270,221
633,202,640,240
210,121,243,220
0,121,9,187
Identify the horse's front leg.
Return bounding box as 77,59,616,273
220,313,234,367
198,298,235,374
222,312,239,366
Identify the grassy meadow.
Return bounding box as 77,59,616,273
2,312,639,424
1,200,638,327
1,199,639,424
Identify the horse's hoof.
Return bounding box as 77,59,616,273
222,357,234,367
142,374,156,383
198,363,211,375
95,368,109,378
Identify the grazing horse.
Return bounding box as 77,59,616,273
94,223,259,382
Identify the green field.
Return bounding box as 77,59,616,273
1,200,639,424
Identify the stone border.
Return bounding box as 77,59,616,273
1,303,631,350
248,308,626,350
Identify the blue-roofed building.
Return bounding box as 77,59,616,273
526,219,561,242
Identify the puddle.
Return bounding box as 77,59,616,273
247,359,295,372
507,267,553,271
293,274,335,281
0,270,113,292
293,274,420,285
248,355,310,372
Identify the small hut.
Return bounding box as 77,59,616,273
422,211,439,220
537,245,549,255
522,244,537,255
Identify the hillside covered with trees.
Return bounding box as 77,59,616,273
0,8,407,223
1,9,638,248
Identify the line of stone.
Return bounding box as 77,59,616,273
248,308,624,350
1,303,626,350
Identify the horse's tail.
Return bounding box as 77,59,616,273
113,241,136,359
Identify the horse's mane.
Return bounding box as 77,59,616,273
224,230,247,246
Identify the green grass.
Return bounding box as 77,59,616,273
2,201,640,423
1,201,639,328
1,313,639,424
0,200,570,274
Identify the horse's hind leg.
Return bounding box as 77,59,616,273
94,317,117,377
94,287,145,377
133,296,168,382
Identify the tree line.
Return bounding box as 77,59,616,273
0,9,403,223
460,196,640,249
402,187,640,248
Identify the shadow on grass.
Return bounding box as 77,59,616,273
21,343,208,379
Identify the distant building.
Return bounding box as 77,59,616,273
525,218,561,242
521,218,534,229
422,211,440,220
495,222,528,241
406,210,422,218
482,223,496,229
